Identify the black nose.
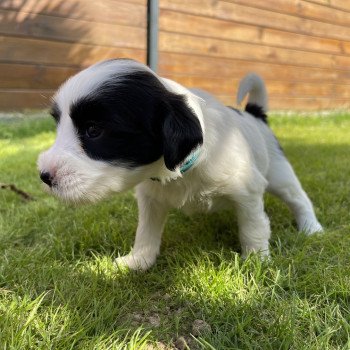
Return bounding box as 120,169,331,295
40,172,52,187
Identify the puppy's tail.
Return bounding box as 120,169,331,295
236,73,268,113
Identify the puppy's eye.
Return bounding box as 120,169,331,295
86,123,103,138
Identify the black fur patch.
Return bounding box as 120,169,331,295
245,103,268,124
69,70,203,170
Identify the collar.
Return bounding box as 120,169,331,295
151,148,201,182
179,148,201,174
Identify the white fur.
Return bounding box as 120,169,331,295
38,61,323,270
237,72,268,112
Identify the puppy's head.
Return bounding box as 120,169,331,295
37,59,203,202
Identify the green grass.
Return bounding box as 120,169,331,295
0,111,350,349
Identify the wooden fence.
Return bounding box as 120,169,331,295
1,0,350,110
158,0,350,110
0,0,147,110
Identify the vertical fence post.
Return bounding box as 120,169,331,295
147,0,159,72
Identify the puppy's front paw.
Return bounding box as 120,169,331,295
115,251,157,271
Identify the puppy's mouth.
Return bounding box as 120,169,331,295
51,187,93,204
44,173,106,204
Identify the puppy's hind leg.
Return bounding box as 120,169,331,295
266,154,323,234
115,189,168,271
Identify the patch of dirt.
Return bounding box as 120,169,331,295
191,319,212,336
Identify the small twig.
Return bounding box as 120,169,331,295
0,183,35,201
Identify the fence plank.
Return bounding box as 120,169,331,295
305,0,350,12
0,90,53,110
0,36,146,67
0,63,78,89
0,0,146,27
159,32,350,69
160,0,350,42
160,9,350,55
226,0,350,27
216,95,350,110
162,74,350,98
0,9,146,48
159,52,350,83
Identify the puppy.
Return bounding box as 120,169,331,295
38,59,323,270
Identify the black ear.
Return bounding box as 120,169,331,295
162,96,203,171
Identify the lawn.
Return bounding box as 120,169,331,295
0,111,350,349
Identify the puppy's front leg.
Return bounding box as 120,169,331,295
115,192,168,271
234,194,271,258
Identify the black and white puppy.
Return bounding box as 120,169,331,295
38,59,323,270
